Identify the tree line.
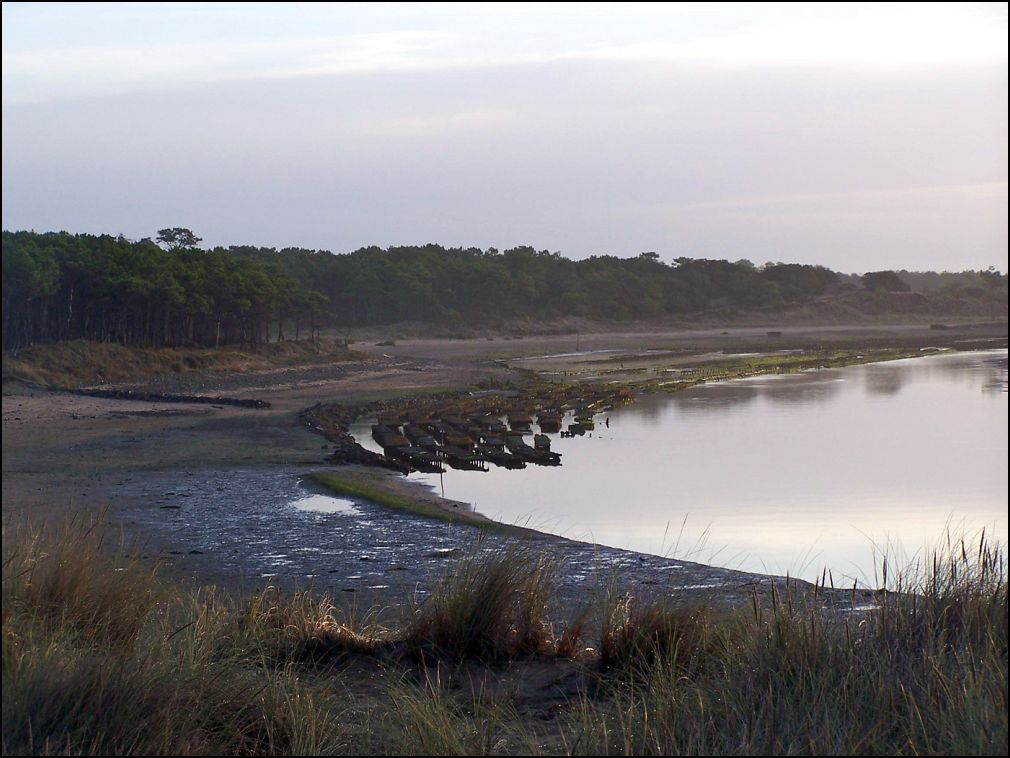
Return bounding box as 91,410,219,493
2,229,1005,350
2,230,324,350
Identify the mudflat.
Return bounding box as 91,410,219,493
3,321,1005,610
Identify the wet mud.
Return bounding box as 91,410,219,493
118,466,807,618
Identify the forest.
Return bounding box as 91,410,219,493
2,229,1006,350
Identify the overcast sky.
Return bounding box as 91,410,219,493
2,2,1007,272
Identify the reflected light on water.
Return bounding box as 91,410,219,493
289,494,362,515
350,349,1008,583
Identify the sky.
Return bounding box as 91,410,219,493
2,2,1007,272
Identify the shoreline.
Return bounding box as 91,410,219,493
309,468,494,527
325,346,1007,585
115,462,829,618
3,323,1006,602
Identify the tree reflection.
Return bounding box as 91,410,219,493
763,377,843,405
863,367,906,396
669,383,761,416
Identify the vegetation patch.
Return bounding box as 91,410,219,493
2,513,348,755
5,230,1005,355
645,347,924,392
2,338,361,388
309,470,493,528
406,542,562,660
2,514,1006,755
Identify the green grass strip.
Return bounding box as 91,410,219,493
309,471,493,528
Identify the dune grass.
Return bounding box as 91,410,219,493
598,589,721,674
3,513,1006,755
2,513,349,756
405,540,563,660
567,536,1008,755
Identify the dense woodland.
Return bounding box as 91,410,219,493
3,229,1006,350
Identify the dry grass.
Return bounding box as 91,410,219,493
2,513,347,756
406,541,561,660
238,586,385,666
555,605,593,660
1,509,159,645
3,514,1006,755
2,338,361,387
599,590,720,674
566,536,1008,755
364,677,533,756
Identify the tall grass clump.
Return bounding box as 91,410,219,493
237,586,384,666
874,529,1007,654
4,512,1006,755
598,587,720,675
2,514,346,756
2,510,159,645
566,534,1008,755
360,677,534,756
406,541,561,660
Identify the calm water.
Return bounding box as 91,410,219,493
350,350,1008,583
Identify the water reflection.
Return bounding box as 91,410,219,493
981,354,1008,393
349,350,1007,584
627,396,666,425
289,494,362,515
669,383,761,414
891,350,1008,394
670,374,844,413
863,366,906,396
763,377,843,406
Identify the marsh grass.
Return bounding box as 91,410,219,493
566,535,1008,755
238,586,385,666
365,676,533,756
647,347,922,393
2,514,1006,755
598,589,722,676
2,510,159,645
555,604,593,660
406,541,561,660
2,514,347,755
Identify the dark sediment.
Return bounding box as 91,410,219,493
70,387,270,408
115,466,864,622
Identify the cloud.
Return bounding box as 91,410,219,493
673,182,1010,213
584,8,1008,68
2,4,1005,271
3,4,1006,105
1,31,458,105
